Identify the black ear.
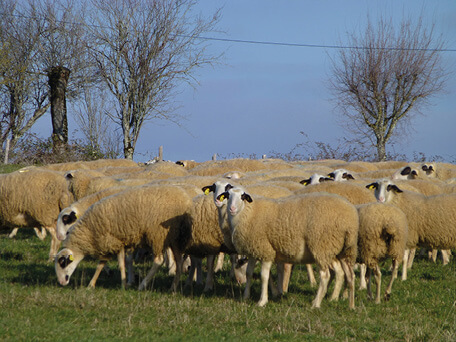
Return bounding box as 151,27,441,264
344,173,355,180
175,161,185,166
411,170,418,176
428,165,434,171
387,184,403,193
366,182,378,190
65,172,74,180
401,166,411,176
422,165,428,171
58,255,73,269
241,193,253,203
328,172,335,179
300,178,311,185
202,184,216,195
62,211,77,225
216,191,229,202
225,183,234,191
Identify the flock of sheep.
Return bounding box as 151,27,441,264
2,157,455,309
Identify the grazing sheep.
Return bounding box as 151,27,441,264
366,179,456,261
0,169,74,260
218,188,358,308
55,184,193,291
357,203,408,303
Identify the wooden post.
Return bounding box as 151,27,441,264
262,154,267,159
158,146,163,161
212,153,217,161
3,139,10,164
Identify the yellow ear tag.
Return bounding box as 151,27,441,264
219,194,225,202
368,185,375,189
204,189,210,195
69,255,74,261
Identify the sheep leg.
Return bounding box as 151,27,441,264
442,250,451,265
8,228,19,238
384,259,398,302
366,267,373,300
258,261,272,307
312,267,330,308
407,248,416,269
402,249,409,281
203,254,215,292
46,226,61,262
165,248,176,275
34,227,47,241
373,265,382,304
117,247,126,289
88,260,107,288
359,263,367,290
214,252,225,273
340,259,355,309
243,258,257,301
170,250,183,293
126,249,135,286
282,263,293,293
138,254,164,291
185,256,201,288
275,262,285,295
233,255,247,284
429,249,438,263
329,260,344,301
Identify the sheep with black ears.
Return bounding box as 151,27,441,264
55,184,193,291
327,169,356,182
366,179,456,263
357,202,408,303
299,173,333,186
218,187,358,308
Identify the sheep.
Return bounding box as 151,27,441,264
299,173,333,186
327,169,356,182
366,179,456,267
218,187,358,308
145,161,189,177
0,169,74,260
55,184,193,291
391,166,419,180
175,160,200,170
419,162,456,181
357,202,408,303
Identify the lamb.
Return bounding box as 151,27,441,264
218,187,358,308
357,202,408,303
366,179,456,264
0,169,74,260
55,184,193,291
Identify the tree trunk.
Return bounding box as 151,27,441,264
376,142,387,161
48,66,70,155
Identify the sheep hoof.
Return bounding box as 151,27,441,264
384,293,391,301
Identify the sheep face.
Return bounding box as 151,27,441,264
56,208,78,241
366,179,403,203
55,248,84,286
300,173,333,186
421,163,436,177
202,181,233,208
328,169,355,182
218,188,252,216
392,166,418,180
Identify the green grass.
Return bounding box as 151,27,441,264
0,230,455,341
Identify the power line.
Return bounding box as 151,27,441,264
3,11,456,53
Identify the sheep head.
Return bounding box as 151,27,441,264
55,248,84,286
366,179,403,203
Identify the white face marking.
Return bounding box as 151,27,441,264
213,181,231,208
226,188,247,216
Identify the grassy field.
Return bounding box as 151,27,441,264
0,229,454,342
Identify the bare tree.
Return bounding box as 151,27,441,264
329,15,447,161
73,85,122,158
0,0,50,157
86,0,221,159
32,0,93,155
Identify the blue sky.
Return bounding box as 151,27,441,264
33,1,456,163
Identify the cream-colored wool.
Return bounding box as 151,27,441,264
0,169,74,260
145,161,189,177
331,161,378,173
96,166,145,177
357,203,408,303
367,179,456,251
372,161,409,170
294,181,376,205
189,158,274,176
224,189,358,308
56,184,193,291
